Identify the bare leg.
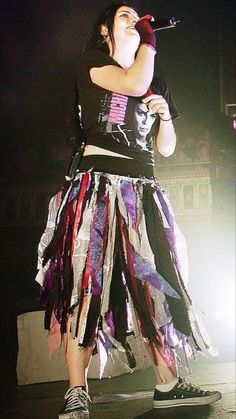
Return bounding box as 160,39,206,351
146,343,178,385
64,330,94,388
63,295,95,389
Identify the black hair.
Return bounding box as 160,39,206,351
83,2,138,55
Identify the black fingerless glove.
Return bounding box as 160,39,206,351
135,15,156,50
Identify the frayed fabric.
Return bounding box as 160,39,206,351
36,170,210,378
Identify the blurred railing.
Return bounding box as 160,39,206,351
155,162,212,218
0,162,215,226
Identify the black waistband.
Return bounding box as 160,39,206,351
79,155,154,178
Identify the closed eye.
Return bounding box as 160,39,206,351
118,10,139,20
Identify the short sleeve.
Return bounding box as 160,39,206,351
151,77,180,120
77,50,117,88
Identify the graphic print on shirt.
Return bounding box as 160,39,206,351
98,92,157,153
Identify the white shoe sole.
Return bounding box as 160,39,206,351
153,392,222,409
59,412,89,419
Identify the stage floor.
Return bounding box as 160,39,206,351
2,360,235,419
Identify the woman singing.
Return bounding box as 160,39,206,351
36,3,222,418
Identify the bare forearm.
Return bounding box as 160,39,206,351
142,94,177,157
90,45,156,97
156,120,176,157
124,45,156,96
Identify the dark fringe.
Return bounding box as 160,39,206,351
108,247,128,343
41,177,91,333
81,295,101,347
116,202,162,346
40,174,200,357
143,184,191,337
42,182,75,267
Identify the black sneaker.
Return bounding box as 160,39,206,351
153,377,222,409
59,386,91,418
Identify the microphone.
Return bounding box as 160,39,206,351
150,17,180,31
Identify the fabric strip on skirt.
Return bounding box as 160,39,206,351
35,155,212,378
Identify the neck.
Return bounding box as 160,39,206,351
110,44,137,69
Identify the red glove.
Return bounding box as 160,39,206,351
135,15,156,50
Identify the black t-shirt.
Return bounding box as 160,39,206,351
76,50,179,165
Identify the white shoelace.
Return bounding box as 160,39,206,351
64,388,91,411
177,379,206,394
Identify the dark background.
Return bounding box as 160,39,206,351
1,0,235,169
0,0,235,397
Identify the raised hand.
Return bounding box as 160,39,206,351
135,15,156,50
142,94,171,121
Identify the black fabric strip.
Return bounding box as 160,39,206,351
143,184,191,337
82,295,101,347
79,155,154,178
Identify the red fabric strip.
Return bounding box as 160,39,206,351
82,248,91,289
71,172,89,264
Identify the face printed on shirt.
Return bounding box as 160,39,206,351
132,102,157,139
98,92,157,152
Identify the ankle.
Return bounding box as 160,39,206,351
70,385,87,391
156,376,178,385
155,378,179,392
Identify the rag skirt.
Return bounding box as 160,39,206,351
36,155,210,378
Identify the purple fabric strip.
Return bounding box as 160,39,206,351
98,329,113,353
105,310,115,337
127,243,180,299
163,322,190,353
90,196,107,295
41,259,57,300
59,213,70,291
155,186,179,268
120,180,137,228
155,186,175,230
98,329,114,378
69,182,82,202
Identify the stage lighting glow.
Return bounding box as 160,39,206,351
233,119,236,131
214,276,235,359
215,282,235,322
